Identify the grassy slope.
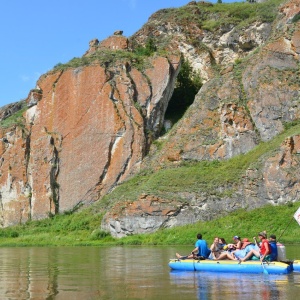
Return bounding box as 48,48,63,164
98,123,300,205
0,201,299,247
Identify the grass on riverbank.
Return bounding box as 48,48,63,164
0,201,299,247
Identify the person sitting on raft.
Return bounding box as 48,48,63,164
218,238,227,249
209,237,224,259
239,232,272,262
221,235,242,253
215,237,251,261
231,238,256,260
232,235,242,250
269,234,278,261
176,233,211,260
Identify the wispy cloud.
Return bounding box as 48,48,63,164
122,0,137,10
21,75,30,82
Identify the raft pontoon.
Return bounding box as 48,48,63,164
169,259,293,274
293,260,300,272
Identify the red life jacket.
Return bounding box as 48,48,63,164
260,238,271,255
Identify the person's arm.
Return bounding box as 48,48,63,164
210,244,218,258
236,241,242,249
191,247,198,255
253,237,259,247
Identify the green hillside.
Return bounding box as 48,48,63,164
0,193,299,247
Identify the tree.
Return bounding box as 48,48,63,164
134,38,157,56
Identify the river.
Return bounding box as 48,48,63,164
0,245,299,299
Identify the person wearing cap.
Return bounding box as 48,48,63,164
240,232,272,262
269,234,278,261
220,235,242,253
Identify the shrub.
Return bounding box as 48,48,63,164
165,57,202,124
90,229,110,240
291,13,300,23
0,102,27,129
10,231,19,238
134,38,157,56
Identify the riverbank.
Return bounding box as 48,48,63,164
0,201,299,247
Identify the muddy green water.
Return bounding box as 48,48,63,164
0,245,299,299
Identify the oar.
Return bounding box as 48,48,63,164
261,258,269,275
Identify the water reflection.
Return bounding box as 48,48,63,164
0,247,178,300
169,270,300,300
0,246,299,299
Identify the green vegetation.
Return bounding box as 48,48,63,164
0,201,299,246
120,202,300,246
165,57,202,125
51,37,170,73
52,49,152,72
97,122,300,205
134,38,157,56
51,1,285,73
152,0,284,32
0,101,27,129
291,13,300,23
201,0,284,30
283,119,300,131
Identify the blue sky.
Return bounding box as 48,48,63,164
0,0,241,108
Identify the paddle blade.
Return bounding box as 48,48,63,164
262,263,269,275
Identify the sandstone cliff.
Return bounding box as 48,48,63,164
1,0,300,235
0,34,180,226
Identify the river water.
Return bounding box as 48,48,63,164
0,245,299,299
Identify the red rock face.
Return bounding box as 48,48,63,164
0,127,30,226
0,55,180,225
85,35,129,56
99,35,129,50
280,0,300,20
262,135,300,203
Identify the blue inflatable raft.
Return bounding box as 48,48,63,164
169,259,293,274
293,260,300,272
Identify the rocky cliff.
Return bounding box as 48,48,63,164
101,0,300,237
0,34,180,227
1,0,300,235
